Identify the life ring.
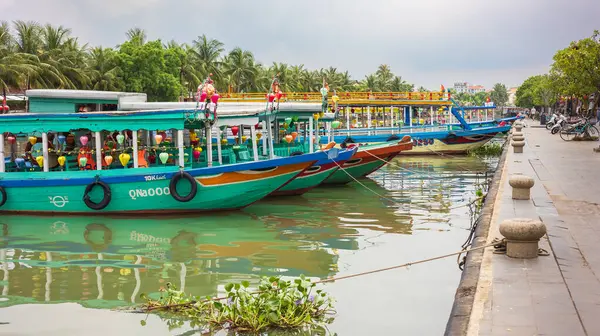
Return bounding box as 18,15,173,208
169,171,198,202
290,151,304,156
84,223,113,251
0,186,6,207
83,181,111,210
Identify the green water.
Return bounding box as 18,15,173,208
0,155,497,335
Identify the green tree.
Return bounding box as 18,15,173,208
490,83,509,107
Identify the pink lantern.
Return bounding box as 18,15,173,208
267,93,275,103
231,126,239,136
80,136,89,146
200,91,207,102
6,136,15,144
193,150,201,160
210,93,220,104
155,134,163,145
2,105,8,112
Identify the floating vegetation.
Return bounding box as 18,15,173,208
139,276,335,334
468,142,504,157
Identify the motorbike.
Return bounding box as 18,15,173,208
550,114,568,134
545,113,559,130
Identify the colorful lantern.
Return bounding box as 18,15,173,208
221,138,228,145
332,121,341,129
256,133,262,140
80,135,89,147
116,134,125,145
200,91,207,102
231,126,239,136
210,93,220,104
241,136,247,143
57,156,66,167
155,134,163,145
291,132,298,140
35,156,44,167
267,93,276,103
6,136,15,144
119,153,131,167
285,117,292,125
29,136,37,145
193,150,201,160
104,155,113,166
284,135,293,143
158,152,169,165
57,135,66,145
79,157,88,167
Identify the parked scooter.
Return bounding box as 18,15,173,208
550,114,567,134
545,113,559,130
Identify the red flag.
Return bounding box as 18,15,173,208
440,84,445,92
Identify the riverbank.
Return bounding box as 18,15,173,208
446,126,600,335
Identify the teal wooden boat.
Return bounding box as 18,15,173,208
0,107,334,214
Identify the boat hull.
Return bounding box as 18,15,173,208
0,153,329,215
401,133,497,155
323,137,413,185
270,148,357,196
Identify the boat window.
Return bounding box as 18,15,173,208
75,104,97,113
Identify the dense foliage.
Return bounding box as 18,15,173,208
516,30,600,112
141,276,335,333
0,21,415,101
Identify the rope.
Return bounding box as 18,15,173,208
141,241,498,312
364,149,485,176
333,158,484,211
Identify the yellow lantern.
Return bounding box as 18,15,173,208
313,113,320,121
57,156,66,167
35,156,44,167
29,136,37,145
241,136,247,143
221,139,228,145
332,95,340,103
256,133,263,140
119,153,131,167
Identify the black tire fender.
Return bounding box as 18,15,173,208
290,151,304,156
83,181,111,210
0,186,6,207
169,171,198,202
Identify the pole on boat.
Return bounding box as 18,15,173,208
94,132,102,170
177,130,185,167
367,106,371,135
308,116,314,153
261,121,267,156
390,106,394,131
42,132,49,172
430,106,434,126
250,125,259,161
206,126,213,167
266,116,275,159
409,106,413,128
216,127,223,165
0,134,4,173
346,106,350,136
132,131,139,168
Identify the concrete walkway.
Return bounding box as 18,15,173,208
467,126,600,336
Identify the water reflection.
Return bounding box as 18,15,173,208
0,155,497,321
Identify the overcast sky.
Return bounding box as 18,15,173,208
3,0,599,90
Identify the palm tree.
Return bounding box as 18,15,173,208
126,27,146,47
390,76,413,92
361,74,379,92
300,70,320,92
87,47,122,91
375,64,393,91
190,35,224,80
13,20,42,54
223,47,259,93
269,62,289,91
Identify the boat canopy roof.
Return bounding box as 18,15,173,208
0,109,205,134
27,89,147,101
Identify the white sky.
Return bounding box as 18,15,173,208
4,0,600,90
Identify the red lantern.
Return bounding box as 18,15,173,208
267,93,275,103
193,150,201,160
254,123,259,130
275,91,283,100
200,91,207,102
2,104,8,112
231,126,239,136
211,93,220,104
6,135,15,144
148,154,156,164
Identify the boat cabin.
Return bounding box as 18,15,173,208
26,89,147,113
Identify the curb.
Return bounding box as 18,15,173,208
444,138,510,336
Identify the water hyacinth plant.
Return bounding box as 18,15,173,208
139,275,335,333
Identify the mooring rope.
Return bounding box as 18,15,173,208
141,241,498,312
365,149,484,175
333,159,484,211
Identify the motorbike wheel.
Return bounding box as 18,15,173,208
546,122,554,130
551,127,559,135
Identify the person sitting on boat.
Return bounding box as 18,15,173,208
26,134,59,169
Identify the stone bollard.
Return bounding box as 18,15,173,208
508,174,534,199
512,132,525,142
513,121,523,132
511,140,525,153
499,218,546,258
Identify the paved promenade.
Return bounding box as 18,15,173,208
467,126,600,336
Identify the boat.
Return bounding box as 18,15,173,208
0,88,337,214
323,136,413,185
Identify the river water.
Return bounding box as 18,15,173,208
0,155,498,335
